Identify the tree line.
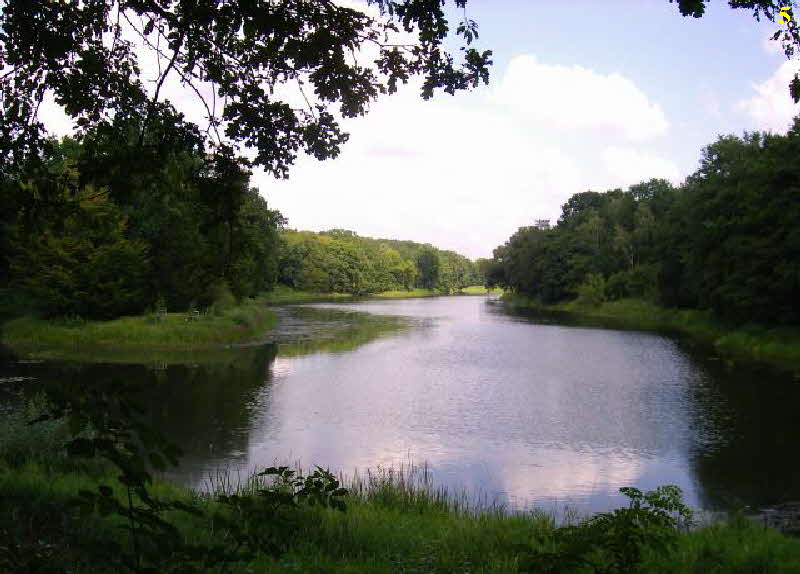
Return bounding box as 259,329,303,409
487,122,800,325
0,133,483,321
279,229,482,295
0,133,285,320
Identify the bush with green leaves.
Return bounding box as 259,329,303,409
212,466,348,561
606,265,660,302
0,392,69,469
9,195,150,320
4,377,348,573
205,280,237,316
521,485,693,573
576,273,607,308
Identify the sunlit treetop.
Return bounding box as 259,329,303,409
0,0,492,176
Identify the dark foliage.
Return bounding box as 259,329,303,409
0,0,492,175
490,126,800,325
520,486,693,574
1,376,348,573
1,136,285,319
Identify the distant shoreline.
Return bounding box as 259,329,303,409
0,286,500,361
501,294,800,374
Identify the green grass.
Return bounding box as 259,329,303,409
1,299,278,360
259,284,355,304
259,285,499,302
233,500,800,573
459,285,503,295
503,295,800,373
3,457,800,573
376,286,501,297
263,286,446,301
373,288,440,298
276,307,409,357
2,397,799,573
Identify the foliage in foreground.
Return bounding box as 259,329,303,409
3,385,800,573
0,380,349,573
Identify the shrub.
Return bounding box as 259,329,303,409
0,393,68,469
9,201,150,319
521,485,693,573
205,280,237,316
607,265,660,301
576,273,607,307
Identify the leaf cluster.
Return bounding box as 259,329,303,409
520,485,693,574
1,0,492,176
11,375,350,572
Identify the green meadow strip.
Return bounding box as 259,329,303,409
503,295,800,373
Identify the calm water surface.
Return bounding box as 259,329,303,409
3,295,799,515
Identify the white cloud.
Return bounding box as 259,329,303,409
264,54,676,258
737,59,800,133
762,35,784,55
262,85,583,258
495,55,669,142
35,32,675,259
602,147,681,188
38,97,75,138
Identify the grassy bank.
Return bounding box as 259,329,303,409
0,284,494,361
276,307,409,357
503,295,800,372
263,285,500,302
259,285,355,304
459,285,503,295
3,458,800,573
1,298,277,358
375,286,501,297
373,288,440,298
2,395,800,573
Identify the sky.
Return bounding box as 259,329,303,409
40,0,800,259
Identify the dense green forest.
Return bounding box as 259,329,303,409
278,229,482,295
5,1,800,572
0,135,482,322
0,136,285,320
487,124,800,326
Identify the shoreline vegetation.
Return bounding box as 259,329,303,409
3,451,800,572
0,286,499,358
502,294,800,373
485,132,800,378
0,298,279,357
262,284,501,304
2,380,800,572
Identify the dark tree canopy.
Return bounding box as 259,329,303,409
4,0,800,177
0,0,492,175
489,125,800,325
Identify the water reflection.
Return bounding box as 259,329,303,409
2,298,799,515
236,299,704,513
683,353,800,511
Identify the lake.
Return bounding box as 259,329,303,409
2,295,799,516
